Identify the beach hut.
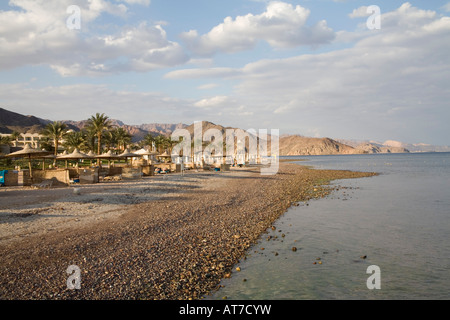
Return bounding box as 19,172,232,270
6,144,50,182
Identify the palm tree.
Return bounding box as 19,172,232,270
63,131,85,152
11,131,21,140
83,127,97,153
41,121,68,156
86,113,111,155
112,127,132,151
0,135,12,146
154,135,169,153
38,136,55,153
141,133,155,150
102,130,117,151
10,131,20,146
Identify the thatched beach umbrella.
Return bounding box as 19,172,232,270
87,151,96,166
157,151,172,163
134,148,158,164
41,154,57,170
118,148,142,166
57,148,92,168
96,150,122,167
6,144,50,182
135,148,158,156
135,148,158,157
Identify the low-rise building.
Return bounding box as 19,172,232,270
0,133,43,149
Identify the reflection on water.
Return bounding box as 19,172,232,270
208,153,450,300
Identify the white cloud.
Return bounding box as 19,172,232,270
197,83,219,90
165,67,241,79
349,6,370,18
168,3,450,143
0,0,187,76
180,1,335,56
117,0,151,6
194,96,230,108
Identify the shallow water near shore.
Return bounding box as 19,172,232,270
208,152,450,300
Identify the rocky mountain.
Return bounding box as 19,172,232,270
0,107,50,134
183,121,238,137
279,135,363,156
137,123,188,136
354,142,409,154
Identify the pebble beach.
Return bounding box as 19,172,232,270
0,162,376,300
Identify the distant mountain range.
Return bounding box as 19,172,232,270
0,107,187,142
61,118,187,142
1,107,449,154
336,138,450,154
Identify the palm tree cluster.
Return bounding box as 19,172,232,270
0,131,20,146
38,113,132,155
0,135,12,146
140,134,178,153
38,113,176,155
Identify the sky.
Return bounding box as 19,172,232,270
0,0,449,145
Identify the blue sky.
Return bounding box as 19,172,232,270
1,0,449,145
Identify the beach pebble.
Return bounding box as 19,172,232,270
0,160,378,300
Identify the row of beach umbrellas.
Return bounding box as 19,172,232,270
5,145,167,182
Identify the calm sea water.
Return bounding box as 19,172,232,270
208,152,450,300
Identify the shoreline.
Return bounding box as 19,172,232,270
0,163,376,300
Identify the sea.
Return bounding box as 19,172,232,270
207,152,450,300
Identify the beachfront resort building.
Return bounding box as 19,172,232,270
0,133,44,149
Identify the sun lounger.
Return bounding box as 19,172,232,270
32,179,53,189
103,175,122,181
